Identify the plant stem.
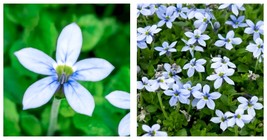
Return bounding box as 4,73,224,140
234,125,239,136
254,58,259,73
47,97,61,136
187,97,192,114
176,101,180,112
157,92,168,119
198,72,202,81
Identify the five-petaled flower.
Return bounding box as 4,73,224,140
237,96,263,117
142,124,167,136
206,67,235,89
105,91,130,136
246,37,264,59
244,20,264,41
185,29,210,47
227,109,253,128
15,23,114,116
210,110,232,131
156,5,177,29
214,30,242,50
164,84,190,106
155,41,177,56
192,84,221,110
137,25,162,44
225,15,247,28
183,58,206,77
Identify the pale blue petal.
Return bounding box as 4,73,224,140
185,31,194,38
158,20,166,27
195,65,205,72
72,58,114,81
142,125,151,132
237,97,247,104
23,76,59,110
183,63,191,69
254,103,263,110
137,81,144,89
231,5,239,16
215,40,226,47
242,115,253,123
146,36,153,44
152,124,160,131
155,131,168,136
14,48,56,75
226,30,234,38
207,99,215,110
206,74,219,81
187,67,195,77
209,92,221,99
227,118,235,127
118,113,130,136
232,38,242,45
188,38,196,44
225,43,233,50
224,76,235,85
169,96,178,106
210,117,220,123
64,80,95,116
197,99,206,109
166,21,172,29
105,91,130,109
198,39,206,46
192,91,203,99
214,77,223,89
247,108,255,117
220,121,228,131
164,90,174,96
244,28,254,34
203,85,210,93
56,23,82,66
236,119,244,128
246,20,254,27
215,110,223,117
192,98,200,107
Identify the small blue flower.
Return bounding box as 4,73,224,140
142,124,167,136
246,37,264,59
192,84,221,110
183,58,206,77
210,110,232,131
137,77,159,92
105,91,130,136
164,84,190,106
14,23,114,116
185,29,210,46
137,39,148,49
194,12,211,32
206,67,235,89
244,20,264,41
183,82,202,95
225,15,247,28
155,76,174,90
174,4,188,19
162,63,182,82
218,4,245,16
137,25,162,44
214,30,242,50
237,96,263,117
156,6,177,28
181,39,204,57
227,109,253,128
137,4,151,17
187,7,200,19
155,41,177,56
211,56,236,69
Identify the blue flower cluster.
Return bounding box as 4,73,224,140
137,3,263,135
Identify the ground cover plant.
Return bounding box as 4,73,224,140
137,3,263,136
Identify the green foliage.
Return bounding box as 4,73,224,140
137,4,263,136
4,4,130,136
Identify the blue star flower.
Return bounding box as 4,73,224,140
14,23,114,116
155,41,177,56
174,4,188,19
156,5,177,28
181,39,204,57
218,4,245,16
137,4,151,17
246,37,264,59
192,84,221,110
206,67,235,89
185,29,210,47
237,96,263,117
244,20,264,41
137,25,162,44
164,84,191,106
183,58,206,77
142,124,167,136
214,30,242,50
225,15,247,28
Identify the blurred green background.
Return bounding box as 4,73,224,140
4,4,130,136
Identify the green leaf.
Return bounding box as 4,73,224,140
237,64,249,73
176,128,187,136
20,112,42,135
23,12,58,56
4,97,21,136
59,99,75,117
77,14,104,52
41,106,51,132
145,105,157,113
